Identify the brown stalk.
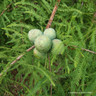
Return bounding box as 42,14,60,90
0,3,12,17
7,5,18,12
0,2,19,17
81,48,96,54
46,0,61,29
71,46,96,54
0,46,35,77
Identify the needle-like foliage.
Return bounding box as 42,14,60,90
0,0,96,96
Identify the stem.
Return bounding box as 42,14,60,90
46,0,61,29
0,46,35,77
70,45,96,54
0,3,12,17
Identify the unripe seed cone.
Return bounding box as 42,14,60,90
35,35,52,53
33,48,46,59
51,39,64,55
28,29,42,43
44,28,56,40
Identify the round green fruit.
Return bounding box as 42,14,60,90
28,29,42,43
33,48,46,59
44,28,56,40
51,39,64,55
34,35,52,52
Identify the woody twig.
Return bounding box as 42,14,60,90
46,0,61,28
0,3,12,17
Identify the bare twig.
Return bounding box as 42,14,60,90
0,3,12,17
0,46,35,77
0,2,19,17
71,45,96,54
46,0,61,28
81,48,96,54
11,45,35,65
7,5,18,12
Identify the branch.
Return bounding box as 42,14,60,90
70,46,96,54
11,45,35,65
46,0,61,28
0,46,35,77
81,48,96,54
0,3,12,17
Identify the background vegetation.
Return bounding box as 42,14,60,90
0,0,96,96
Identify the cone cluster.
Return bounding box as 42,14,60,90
28,28,64,59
